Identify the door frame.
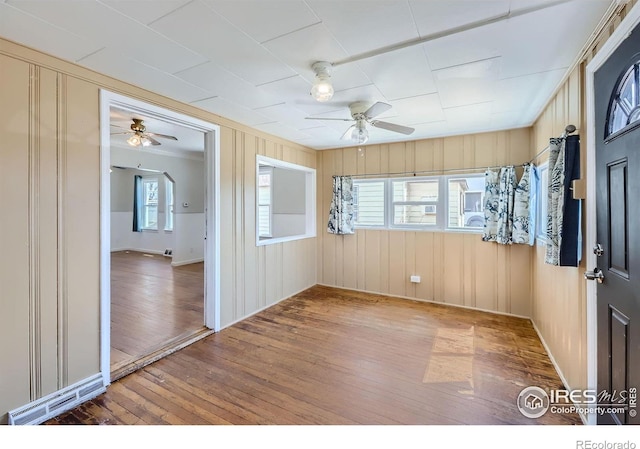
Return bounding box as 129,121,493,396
99,90,221,386
585,1,640,426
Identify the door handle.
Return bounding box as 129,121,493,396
584,268,605,284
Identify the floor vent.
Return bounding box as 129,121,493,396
8,374,106,425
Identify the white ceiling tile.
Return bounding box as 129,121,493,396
6,0,206,73
79,47,211,103
253,122,313,142
256,75,312,104
176,62,280,109
253,103,314,130
434,57,500,108
262,22,373,91
355,46,437,100
0,3,103,62
391,93,444,125
150,0,295,85
202,0,320,43
191,97,271,127
499,1,610,78
444,102,493,130
409,0,509,37
100,0,191,26
306,0,419,56
422,20,505,70
492,68,565,114
330,84,389,108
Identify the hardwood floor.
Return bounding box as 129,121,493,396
51,285,580,425
110,251,205,373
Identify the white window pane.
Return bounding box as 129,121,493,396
392,180,438,202
353,181,385,226
448,177,485,228
393,205,437,225
145,205,158,229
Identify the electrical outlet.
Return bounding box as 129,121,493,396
410,275,421,283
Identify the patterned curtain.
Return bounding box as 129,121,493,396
132,175,143,232
512,164,535,245
482,166,516,244
327,176,355,235
545,138,566,265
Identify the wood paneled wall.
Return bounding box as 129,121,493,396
317,129,532,317
218,128,316,328
0,55,101,423
0,37,316,423
530,0,637,393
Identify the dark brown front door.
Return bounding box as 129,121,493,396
594,22,640,425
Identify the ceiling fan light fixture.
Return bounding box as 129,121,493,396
310,61,334,102
351,121,369,144
127,135,141,147
141,136,152,147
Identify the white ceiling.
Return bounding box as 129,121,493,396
0,0,614,150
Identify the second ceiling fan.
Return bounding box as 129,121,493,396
111,118,178,147
306,101,414,144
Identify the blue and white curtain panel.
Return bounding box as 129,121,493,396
482,166,516,244
327,175,355,235
545,137,566,265
512,164,535,245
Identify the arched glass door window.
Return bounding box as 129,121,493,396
607,61,640,138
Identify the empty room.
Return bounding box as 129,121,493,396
0,0,638,439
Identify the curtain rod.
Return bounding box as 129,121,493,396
528,124,577,164
342,125,576,178
342,124,577,179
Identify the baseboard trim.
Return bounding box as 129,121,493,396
531,320,587,425
111,248,164,255
171,257,204,267
315,283,531,320
220,284,315,331
8,373,105,425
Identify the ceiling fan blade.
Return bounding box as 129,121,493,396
305,117,354,122
147,132,178,141
145,136,162,146
371,120,415,135
364,102,392,119
340,125,356,140
110,131,133,136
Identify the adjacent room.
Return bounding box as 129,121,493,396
0,0,638,434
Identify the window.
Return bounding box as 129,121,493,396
536,163,549,242
142,177,158,230
258,166,272,238
391,179,439,227
255,155,316,246
352,174,486,232
448,176,485,229
352,180,385,227
606,60,640,138
165,177,174,231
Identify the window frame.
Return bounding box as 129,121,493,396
164,177,174,232
352,173,486,233
444,174,486,231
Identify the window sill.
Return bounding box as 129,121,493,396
141,228,159,233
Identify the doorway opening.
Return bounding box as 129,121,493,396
99,91,220,385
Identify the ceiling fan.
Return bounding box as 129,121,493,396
305,101,414,144
111,118,178,147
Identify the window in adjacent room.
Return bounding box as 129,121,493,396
142,177,159,230
258,166,272,238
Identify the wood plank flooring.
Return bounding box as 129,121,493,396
51,285,580,425
110,251,204,371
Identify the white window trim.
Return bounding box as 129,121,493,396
258,165,273,238
535,162,549,245
164,177,174,232
444,174,485,233
388,176,443,230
